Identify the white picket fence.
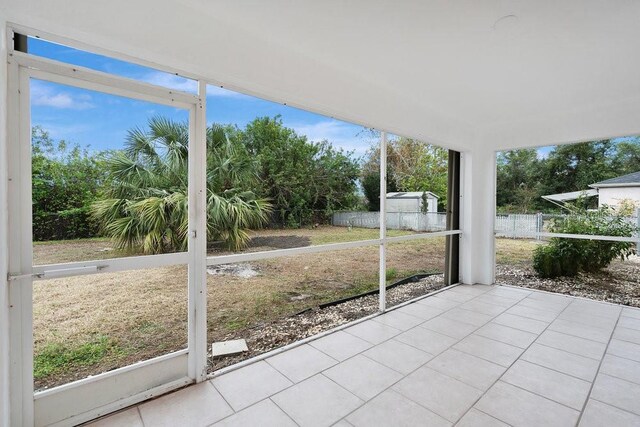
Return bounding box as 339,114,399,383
333,211,640,248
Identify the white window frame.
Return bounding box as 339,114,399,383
6,25,463,426
7,44,207,427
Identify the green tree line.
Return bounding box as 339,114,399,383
497,139,640,213
32,116,361,251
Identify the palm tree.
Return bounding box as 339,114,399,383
91,117,271,254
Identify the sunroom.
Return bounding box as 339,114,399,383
1,1,640,426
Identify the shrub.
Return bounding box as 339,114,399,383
533,206,637,278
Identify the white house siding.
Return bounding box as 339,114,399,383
598,187,640,209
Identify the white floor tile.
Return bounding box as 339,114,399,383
521,343,600,381
372,310,424,331
427,348,505,391
579,399,640,427
591,374,640,416
600,354,640,385
453,334,523,367
607,339,640,362
324,354,403,400
87,408,143,427
393,366,482,422
475,322,537,348
346,389,451,427
492,313,548,334
344,320,401,345
211,361,292,411
419,316,479,340
212,399,297,427
501,360,591,410
267,344,337,383
536,330,607,360
309,330,372,361
456,408,509,427
476,381,580,427
271,374,363,427
363,339,434,375
138,382,233,427
395,326,457,355
441,308,493,327
395,302,444,320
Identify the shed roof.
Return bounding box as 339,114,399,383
590,171,640,188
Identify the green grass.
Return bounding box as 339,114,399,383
34,335,124,380
309,228,412,245
385,267,399,281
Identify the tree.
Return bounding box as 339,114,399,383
540,141,617,197
360,136,447,211
236,116,360,225
91,117,271,253
496,149,540,212
32,126,108,240
613,138,640,175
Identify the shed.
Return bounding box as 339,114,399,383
386,192,439,213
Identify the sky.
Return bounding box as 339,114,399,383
28,38,376,157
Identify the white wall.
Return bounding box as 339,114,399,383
598,187,640,209
0,18,10,427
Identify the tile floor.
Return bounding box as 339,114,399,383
89,285,640,427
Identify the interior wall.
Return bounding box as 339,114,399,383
0,17,11,427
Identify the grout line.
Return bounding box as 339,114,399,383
589,396,640,419
208,380,236,414
460,407,513,426
575,305,623,426
315,287,501,423
136,406,145,427
268,397,301,427
208,287,482,426
453,293,573,425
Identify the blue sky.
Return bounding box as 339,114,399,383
28,38,376,157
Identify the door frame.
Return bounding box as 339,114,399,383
7,47,208,426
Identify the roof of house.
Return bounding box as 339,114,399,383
590,171,640,188
386,192,439,199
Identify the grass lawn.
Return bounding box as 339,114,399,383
31,228,535,390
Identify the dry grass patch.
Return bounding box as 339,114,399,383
32,227,447,389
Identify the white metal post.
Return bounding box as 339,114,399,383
636,208,640,253
0,21,10,427
379,132,387,312
187,81,208,382
7,62,35,427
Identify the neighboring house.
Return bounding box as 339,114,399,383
541,171,640,209
590,171,640,209
386,191,439,213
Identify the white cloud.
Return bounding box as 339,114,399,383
141,72,248,99
142,72,198,93
291,120,373,157
30,81,94,110
206,84,251,99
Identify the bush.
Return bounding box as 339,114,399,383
533,206,637,278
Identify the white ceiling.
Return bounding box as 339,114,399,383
3,0,640,151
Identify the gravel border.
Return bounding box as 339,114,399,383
208,274,446,372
